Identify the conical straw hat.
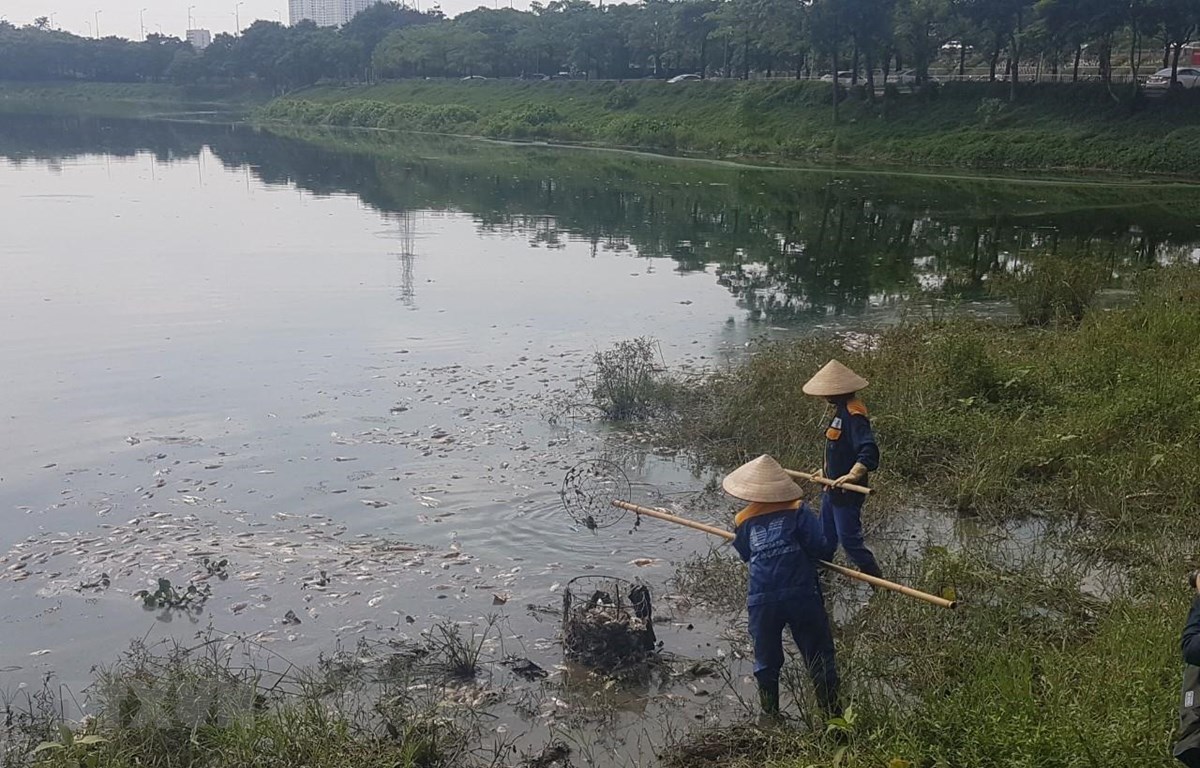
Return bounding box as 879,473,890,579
802,359,869,397
722,455,803,503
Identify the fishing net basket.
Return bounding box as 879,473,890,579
561,576,657,671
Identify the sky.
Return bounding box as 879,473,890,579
1,0,525,39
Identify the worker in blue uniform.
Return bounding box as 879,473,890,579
804,359,883,578
1175,571,1200,766
725,454,841,719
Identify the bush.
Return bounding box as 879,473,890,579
604,86,638,110
992,256,1109,326
588,337,673,420
602,115,684,149
258,99,480,133
976,97,1006,126
479,104,568,138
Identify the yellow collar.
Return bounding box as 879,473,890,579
734,499,802,528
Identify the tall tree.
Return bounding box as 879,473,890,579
674,0,718,77
892,0,953,84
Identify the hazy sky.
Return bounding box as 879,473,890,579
3,0,524,39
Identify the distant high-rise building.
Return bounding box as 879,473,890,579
289,0,380,27
185,28,212,49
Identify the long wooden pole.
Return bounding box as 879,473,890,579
611,500,956,609
783,468,871,496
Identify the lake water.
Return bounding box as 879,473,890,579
2,113,1199,760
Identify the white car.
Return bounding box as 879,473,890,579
1145,67,1200,90
667,73,702,83
819,71,855,85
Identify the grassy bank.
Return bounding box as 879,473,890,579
599,265,1200,766
667,543,1183,768
627,265,1200,535
0,81,270,117
264,79,1200,175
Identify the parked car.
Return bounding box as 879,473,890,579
667,73,702,83
521,73,551,81
460,75,488,81
1145,67,1200,90
891,69,919,85
819,71,855,85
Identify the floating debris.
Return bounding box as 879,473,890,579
502,655,549,681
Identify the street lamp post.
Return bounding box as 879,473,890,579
94,9,101,38
139,7,147,39
234,2,244,33
187,4,195,29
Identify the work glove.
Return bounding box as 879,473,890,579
832,462,868,488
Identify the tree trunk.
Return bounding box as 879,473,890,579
831,44,840,124
765,55,772,78
1009,47,1018,102
1128,17,1140,93
1099,36,1112,85
989,45,1000,81
742,37,750,80
699,34,707,78
958,44,966,77
882,50,892,83
1072,45,1081,82
1171,42,1183,86
865,49,876,99
1009,10,1022,102
1162,42,1171,71
723,34,731,78
851,41,859,84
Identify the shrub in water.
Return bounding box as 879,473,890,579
589,338,670,420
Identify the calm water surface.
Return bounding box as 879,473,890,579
2,114,1199,757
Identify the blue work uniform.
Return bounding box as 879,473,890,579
821,396,883,577
732,500,840,714
1175,595,1200,766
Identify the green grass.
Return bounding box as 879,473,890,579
636,265,1200,534
0,81,271,117
1,629,500,768
668,535,1184,768
636,265,1200,767
265,79,1200,175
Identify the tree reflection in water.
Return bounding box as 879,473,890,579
4,113,1197,323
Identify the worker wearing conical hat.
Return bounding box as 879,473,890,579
804,359,883,578
724,454,840,719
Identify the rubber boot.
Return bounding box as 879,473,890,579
757,679,781,725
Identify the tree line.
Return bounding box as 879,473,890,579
1,0,1197,92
